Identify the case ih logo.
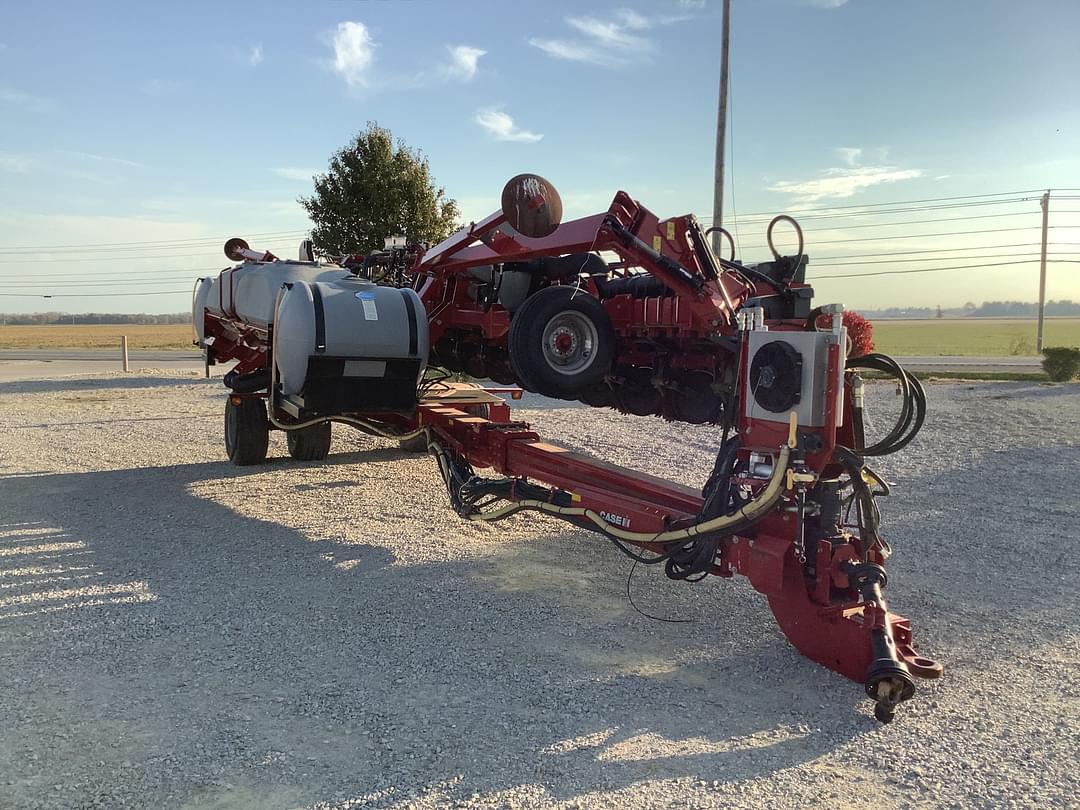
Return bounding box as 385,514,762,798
599,511,631,529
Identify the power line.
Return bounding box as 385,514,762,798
5,278,209,288
0,229,308,254
735,225,1051,250
0,293,190,302
813,242,1040,261
697,192,1047,223
699,198,1046,226
762,210,1044,234
812,258,1078,280
0,252,225,264
818,251,1079,267
0,267,221,281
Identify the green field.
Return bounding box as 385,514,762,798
870,318,1080,356
2,318,1078,358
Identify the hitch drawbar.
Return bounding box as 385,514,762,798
414,391,943,722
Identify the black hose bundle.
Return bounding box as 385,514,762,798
845,353,926,457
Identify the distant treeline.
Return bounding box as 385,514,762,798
0,312,191,326
2,300,1079,325
862,300,1080,319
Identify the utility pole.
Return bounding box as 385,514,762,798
1037,190,1050,352
712,0,732,255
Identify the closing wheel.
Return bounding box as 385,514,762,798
224,396,269,466
672,372,724,424
286,421,332,461
509,286,615,398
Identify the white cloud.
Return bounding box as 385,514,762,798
0,152,35,173
59,150,144,169
679,0,707,9
474,109,543,143
834,147,862,167
272,167,318,181
769,166,923,203
528,38,620,67
248,44,263,67
565,16,647,47
0,87,57,113
331,21,376,87
616,9,651,29
530,7,698,69
810,0,850,7
444,45,485,81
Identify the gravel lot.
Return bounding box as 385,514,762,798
0,370,1077,809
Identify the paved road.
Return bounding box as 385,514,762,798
0,349,214,380
894,355,1042,374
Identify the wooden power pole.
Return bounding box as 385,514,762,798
712,0,732,255
1037,190,1050,352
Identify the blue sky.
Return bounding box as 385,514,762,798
1,0,1078,313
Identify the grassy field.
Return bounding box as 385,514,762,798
0,324,194,350
1,318,1078,356
870,318,1080,356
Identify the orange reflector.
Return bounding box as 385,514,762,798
511,390,523,400
230,396,242,405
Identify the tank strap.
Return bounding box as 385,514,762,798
311,284,326,353
401,290,419,355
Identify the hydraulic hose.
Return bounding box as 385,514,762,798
430,434,792,546
845,353,925,457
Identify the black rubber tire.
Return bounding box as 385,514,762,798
508,286,615,398
286,422,332,461
224,396,269,466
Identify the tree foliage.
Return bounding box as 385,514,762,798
1042,347,1080,381
300,122,460,255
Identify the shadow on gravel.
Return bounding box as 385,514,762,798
0,374,215,396
0,450,868,808
884,443,1080,653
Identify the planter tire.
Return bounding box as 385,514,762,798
508,286,615,399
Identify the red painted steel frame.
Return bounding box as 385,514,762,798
408,387,940,688
412,192,777,352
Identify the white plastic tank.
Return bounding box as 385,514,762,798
191,277,213,346
273,277,429,400
204,260,346,328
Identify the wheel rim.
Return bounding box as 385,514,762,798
541,309,598,376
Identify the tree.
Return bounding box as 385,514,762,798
300,122,460,255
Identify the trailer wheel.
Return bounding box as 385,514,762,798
286,422,332,461
224,396,269,466
509,286,615,398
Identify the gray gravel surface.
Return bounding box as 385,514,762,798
0,371,1077,809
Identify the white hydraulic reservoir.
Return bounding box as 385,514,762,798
273,277,429,414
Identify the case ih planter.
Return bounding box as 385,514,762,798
194,175,941,723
